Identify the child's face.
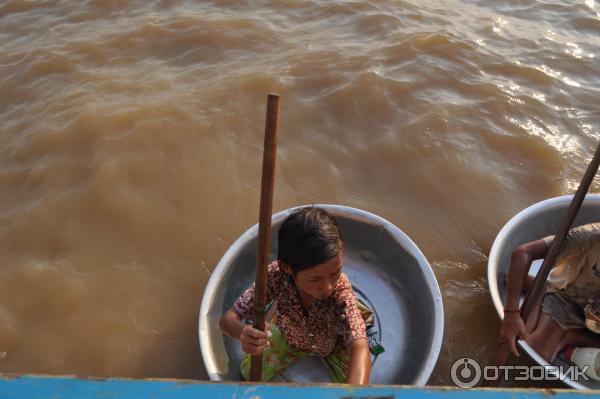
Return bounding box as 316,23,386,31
293,253,343,301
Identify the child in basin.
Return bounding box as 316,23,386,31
219,207,372,384
499,222,600,362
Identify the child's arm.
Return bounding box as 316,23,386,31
347,338,371,385
220,262,278,355
220,309,270,355
499,239,548,356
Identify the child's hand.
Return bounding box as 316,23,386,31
240,323,271,355
498,312,529,357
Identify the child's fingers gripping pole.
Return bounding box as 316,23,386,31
250,94,280,382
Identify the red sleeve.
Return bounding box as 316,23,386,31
232,261,279,321
334,273,367,347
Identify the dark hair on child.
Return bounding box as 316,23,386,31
277,207,343,276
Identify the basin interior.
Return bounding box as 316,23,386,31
201,207,441,385
491,197,600,389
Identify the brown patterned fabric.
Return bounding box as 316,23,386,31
233,261,367,357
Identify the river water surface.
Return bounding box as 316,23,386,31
0,0,599,386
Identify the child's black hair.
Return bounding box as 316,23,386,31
277,207,343,276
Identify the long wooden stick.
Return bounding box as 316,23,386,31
249,94,280,382
493,141,600,377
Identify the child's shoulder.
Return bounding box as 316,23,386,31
333,272,356,302
267,260,286,277
267,260,280,273
336,272,352,289
565,222,600,248
267,261,288,287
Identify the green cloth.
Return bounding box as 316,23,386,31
240,325,350,383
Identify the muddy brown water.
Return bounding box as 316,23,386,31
0,0,599,386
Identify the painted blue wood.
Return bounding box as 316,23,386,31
1,375,598,399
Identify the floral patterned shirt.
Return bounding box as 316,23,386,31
233,261,367,357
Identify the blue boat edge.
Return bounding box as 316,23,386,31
0,373,596,398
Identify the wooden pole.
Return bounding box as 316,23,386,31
249,94,280,382
492,141,600,382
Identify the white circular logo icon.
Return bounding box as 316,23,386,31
451,357,482,388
